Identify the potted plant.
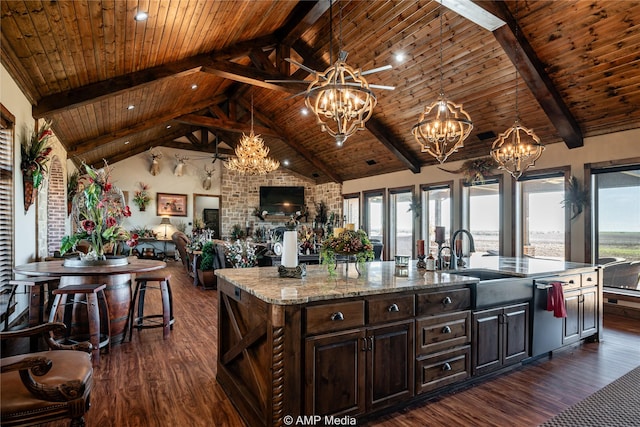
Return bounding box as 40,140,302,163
197,241,218,289
60,162,135,263
320,229,374,277
133,182,151,211
224,240,257,268
20,121,53,212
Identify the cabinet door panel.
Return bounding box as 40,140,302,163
580,286,598,338
305,329,366,417
472,308,502,376
367,321,414,410
503,303,529,366
563,289,581,344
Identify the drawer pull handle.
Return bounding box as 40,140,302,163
388,303,400,312
442,296,452,305
442,326,452,334
330,312,344,321
586,276,593,282
568,279,575,284
442,363,452,371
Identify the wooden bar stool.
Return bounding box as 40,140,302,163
4,277,60,351
126,273,174,342
49,284,110,366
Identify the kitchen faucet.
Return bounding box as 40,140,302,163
451,229,476,270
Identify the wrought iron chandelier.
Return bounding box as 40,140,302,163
490,1,544,179
412,2,473,164
304,1,377,147
225,94,279,175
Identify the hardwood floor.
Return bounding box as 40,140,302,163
31,262,639,427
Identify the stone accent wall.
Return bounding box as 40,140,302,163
221,168,343,238
46,157,66,256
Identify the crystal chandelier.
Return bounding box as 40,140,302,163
225,94,279,175
490,1,544,180
304,1,377,147
412,2,473,164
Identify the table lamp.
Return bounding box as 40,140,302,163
160,217,171,239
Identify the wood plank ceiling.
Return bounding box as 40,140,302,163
2,1,639,184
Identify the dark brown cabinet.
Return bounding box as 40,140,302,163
305,329,366,417
304,297,415,416
563,285,598,344
472,302,529,376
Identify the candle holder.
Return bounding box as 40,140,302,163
416,254,426,270
278,264,307,278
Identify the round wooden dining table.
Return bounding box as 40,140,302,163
14,257,166,343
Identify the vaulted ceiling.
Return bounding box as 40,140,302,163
2,1,639,184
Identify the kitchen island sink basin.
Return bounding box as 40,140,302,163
449,269,533,309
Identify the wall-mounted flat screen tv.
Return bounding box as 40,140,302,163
260,186,305,215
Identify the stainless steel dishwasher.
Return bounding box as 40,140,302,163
531,279,565,357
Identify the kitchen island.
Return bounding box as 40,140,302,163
215,258,601,427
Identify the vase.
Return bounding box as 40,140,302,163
139,205,146,212
22,173,36,212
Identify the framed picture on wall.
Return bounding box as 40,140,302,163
157,193,187,216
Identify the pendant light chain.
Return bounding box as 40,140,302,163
439,1,444,95
514,0,519,121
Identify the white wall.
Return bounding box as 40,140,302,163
108,147,223,236
343,130,640,262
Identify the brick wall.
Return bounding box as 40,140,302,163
221,168,342,238
46,157,66,255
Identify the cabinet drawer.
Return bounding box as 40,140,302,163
305,301,365,335
416,311,471,355
558,274,581,290
367,294,415,324
582,271,598,287
416,345,470,394
416,288,470,316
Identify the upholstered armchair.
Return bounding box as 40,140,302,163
171,231,190,273
1,322,93,427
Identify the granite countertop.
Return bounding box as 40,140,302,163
215,261,478,305
460,254,596,277
215,256,597,305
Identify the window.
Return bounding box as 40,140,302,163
421,183,452,255
389,187,414,257
518,171,568,260
0,105,14,290
0,105,15,325
343,193,360,230
592,164,640,290
463,179,502,255
363,189,385,253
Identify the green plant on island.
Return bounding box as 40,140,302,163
320,229,374,277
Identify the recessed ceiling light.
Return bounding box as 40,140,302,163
395,53,405,62
166,125,172,129
124,140,130,145
283,160,290,166
301,108,308,116
127,105,135,110
191,84,198,90
134,12,148,21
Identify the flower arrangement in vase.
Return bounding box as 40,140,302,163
60,162,135,261
133,182,151,211
20,121,53,211
320,229,374,277
224,240,257,268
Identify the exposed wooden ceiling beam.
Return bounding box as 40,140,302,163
235,97,343,183
276,0,332,46
174,114,282,139
473,1,584,149
31,35,279,119
68,95,226,156
200,60,299,93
